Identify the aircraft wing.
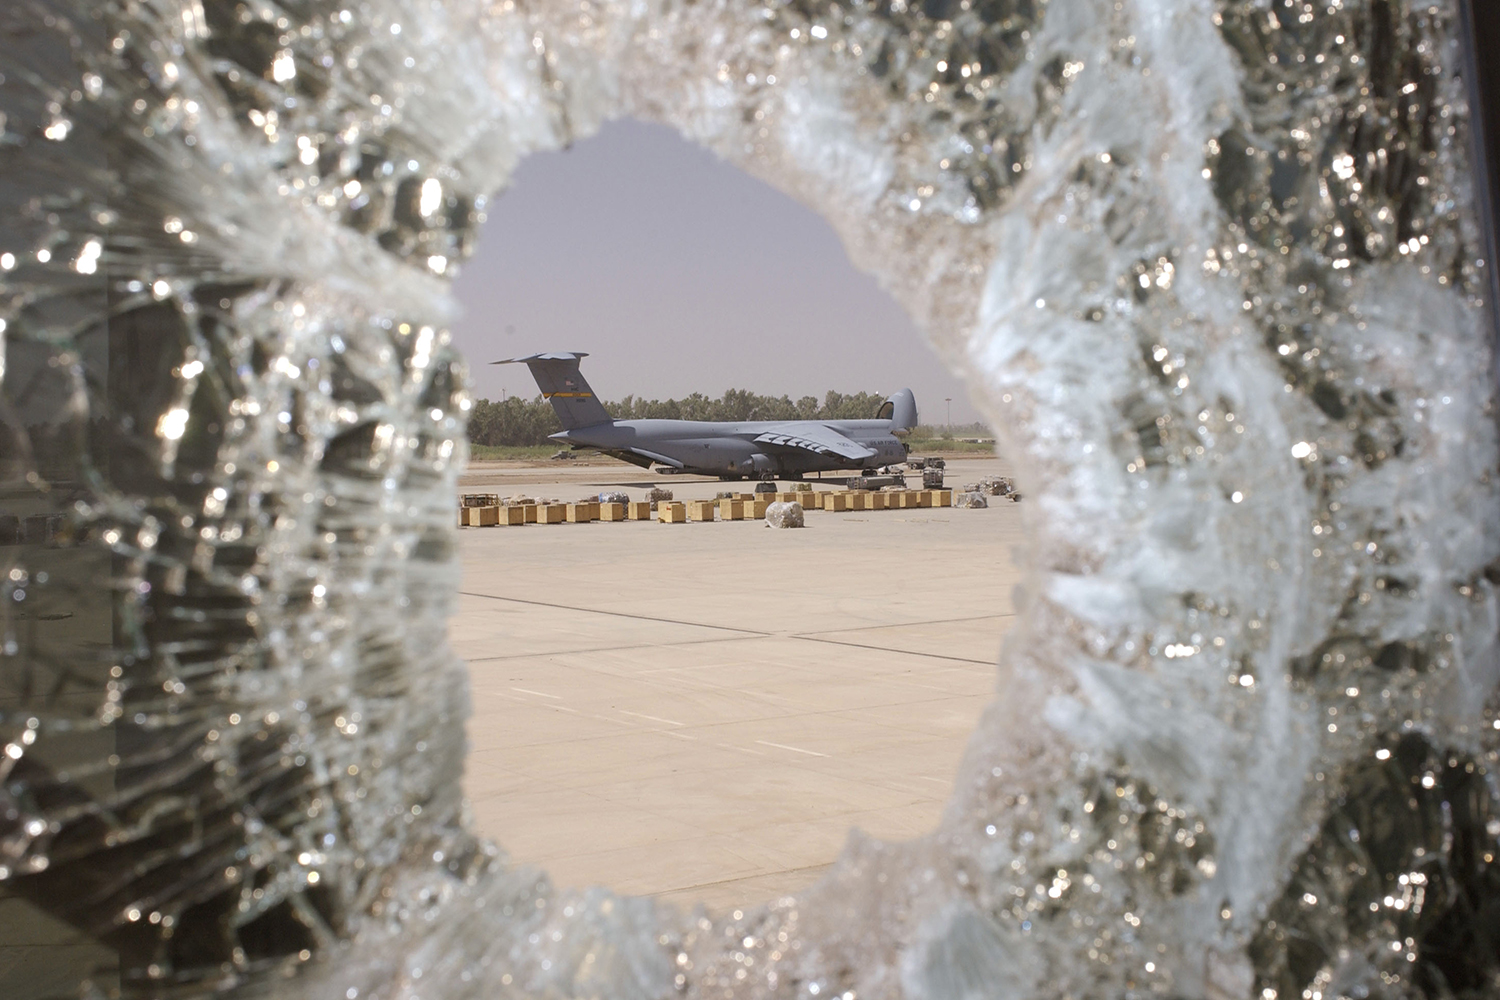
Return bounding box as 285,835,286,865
753,423,876,461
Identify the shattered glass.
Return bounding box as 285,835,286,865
1,0,1497,998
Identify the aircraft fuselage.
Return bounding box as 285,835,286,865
550,418,909,478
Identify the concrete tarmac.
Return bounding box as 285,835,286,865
453,457,1021,911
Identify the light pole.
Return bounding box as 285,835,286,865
944,397,952,433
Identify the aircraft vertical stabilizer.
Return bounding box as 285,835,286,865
877,388,918,432
493,352,613,429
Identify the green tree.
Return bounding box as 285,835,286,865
467,395,561,446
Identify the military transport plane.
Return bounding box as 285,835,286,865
494,352,917,480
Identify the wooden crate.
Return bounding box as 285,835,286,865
538,504,565,524
895,491,919,508
500,505,526,525
934,489,953,507
459,507,471,526
599,502,627,521
823,493,849,512
472,505,501,526
626,501,652,520
917,491,934,508
868,493,888,510
747,499,770,518
521,504,539,523
718,499,746,520
657,502,687,523
565,502,598,523
687,500,717,521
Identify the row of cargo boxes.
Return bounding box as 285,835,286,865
462,501,643,525
459,489,953,526
768,489,953,511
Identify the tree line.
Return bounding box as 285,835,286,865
466,389,894,447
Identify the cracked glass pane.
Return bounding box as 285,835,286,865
1,1,1497,998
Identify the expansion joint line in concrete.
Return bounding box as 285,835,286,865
796,612,1017,635
459,593,1010,666
457,591,773,637
656,862,835,900
788,634,998,666
463,634,765,664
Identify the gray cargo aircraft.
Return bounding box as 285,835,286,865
494,352,916,480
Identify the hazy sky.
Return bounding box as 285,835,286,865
448,119,981,425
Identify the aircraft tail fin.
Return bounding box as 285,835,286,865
493,352,613,429
876,388,918,432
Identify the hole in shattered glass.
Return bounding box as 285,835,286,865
446,118,1012,908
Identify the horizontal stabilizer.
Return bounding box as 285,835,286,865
492,352,590,365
